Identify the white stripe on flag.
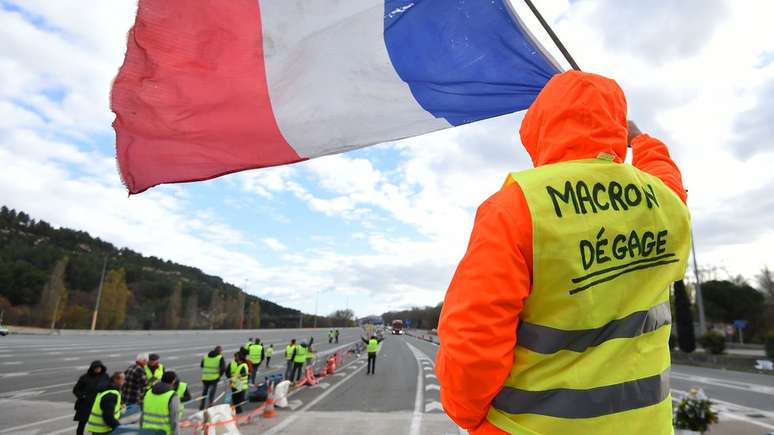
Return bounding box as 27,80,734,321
259,0,450,158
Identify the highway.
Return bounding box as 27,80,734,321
0,330,772,434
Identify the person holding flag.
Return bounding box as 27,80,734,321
437,70,691,435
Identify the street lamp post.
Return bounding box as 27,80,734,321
90,255,108,331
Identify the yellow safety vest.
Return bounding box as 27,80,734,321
367,339,378,353
85,389,121,433
201,354,223,381
142,389,175,435
286,344,295,360
248,343,263,363
487,157,690,435
266,347,274,358
229,361,249,391
293,346,307,364
144,363,164,389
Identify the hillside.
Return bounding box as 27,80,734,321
0,205,336,329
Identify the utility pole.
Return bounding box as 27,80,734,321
691,232,707,336
90,255,108,331
313,290,319,329
239,279,248,329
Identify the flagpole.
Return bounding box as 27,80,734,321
522,0,581,71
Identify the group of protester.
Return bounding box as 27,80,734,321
70,336,325,434
73,353,188,435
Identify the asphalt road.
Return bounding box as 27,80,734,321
1,330,772,434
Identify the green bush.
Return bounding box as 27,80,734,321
699,331,726,355
766,333,774,358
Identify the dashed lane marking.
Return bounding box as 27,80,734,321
425,384,440,391
425,373,438,379
425,400,444,413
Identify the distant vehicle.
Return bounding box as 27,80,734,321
391,320,404,335
0,325,8,336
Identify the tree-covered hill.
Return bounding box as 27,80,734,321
0,205,329,329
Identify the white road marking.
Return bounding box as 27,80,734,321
0,413,72,434
62,357,79,361
2,361,22,365
672,371,774,396
425,400,444,413
425,384,440,391
422,365,433,371
264,356,370,435
287,399,303,410
332,372,347,378
425,373,438,379
406,342,426,435
311,382,330,390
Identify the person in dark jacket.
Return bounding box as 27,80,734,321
73,360,109,435
86,371,126,433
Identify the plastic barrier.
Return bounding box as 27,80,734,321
274,380,291,408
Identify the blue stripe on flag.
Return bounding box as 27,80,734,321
384,0,559,126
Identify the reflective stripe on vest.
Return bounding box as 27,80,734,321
248,344,263,363
145,364,164,389
230,362,248,391
367,339,378,353
293,346,307,363
85,389,121,433
201,354,223,381
488,159,690,435
142,389,175,435
286,345,295,360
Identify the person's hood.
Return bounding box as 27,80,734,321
151,382,174,395
207,350,220,358
87,360,107,376
520,70,628,167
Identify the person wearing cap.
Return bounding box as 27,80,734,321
141,371,180,435
144,353,164,391
122,353,148,413
436,71,690,434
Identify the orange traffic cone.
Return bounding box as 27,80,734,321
262,382,278,418
305,365,317,385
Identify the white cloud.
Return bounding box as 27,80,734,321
262,238,288,252
1,0,773,319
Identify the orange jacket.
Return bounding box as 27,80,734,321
435,71,686,434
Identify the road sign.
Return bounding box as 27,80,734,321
405,319,412,327
733,320,748,329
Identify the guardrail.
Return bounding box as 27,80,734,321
3,325,362,336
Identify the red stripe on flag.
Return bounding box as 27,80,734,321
111,0,301,194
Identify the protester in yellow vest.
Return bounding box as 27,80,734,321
228,352,249,414
290,342,308,383
437,70,690,435
361,335,383,375
144,353,164,391
265,344,274,368
140,371,180,435
85,372,125,434
199,345,225,410
247,339,263,385
284,339,297,380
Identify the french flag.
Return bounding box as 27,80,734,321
112,0,560,194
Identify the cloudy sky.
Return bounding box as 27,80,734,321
1,0,772,317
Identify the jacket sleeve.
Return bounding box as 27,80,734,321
101,393,120,429
73,377,84,398
168,395,180,435
631,134,687,203
219,357,226,377
436,185,532,431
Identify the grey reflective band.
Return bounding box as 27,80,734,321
517,301,671,354
493,368,670,419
